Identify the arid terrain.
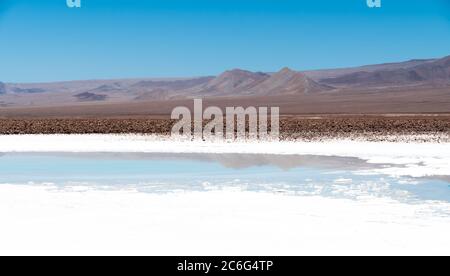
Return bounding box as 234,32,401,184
1,56,449,139
0,115,449,142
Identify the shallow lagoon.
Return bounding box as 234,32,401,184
1,152,448,205
1,151,450,255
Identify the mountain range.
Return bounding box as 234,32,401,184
0,55,449,108
319,56,450,88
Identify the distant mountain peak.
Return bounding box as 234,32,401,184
272,67,304,81
193,69,270,96
434,55,450,66
3,55,448,107
245,67,332,96
320,55,450,88
279,67,295,73
272,67,307,81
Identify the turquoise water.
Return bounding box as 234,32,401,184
0,153,449,203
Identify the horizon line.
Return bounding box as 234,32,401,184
2,55,447,85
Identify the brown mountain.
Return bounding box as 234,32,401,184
179,68,331,98
304,58,436,81
320,56,450,88
181,69,270,97
1,55,449,109
411,55,450,83
249,67,332,95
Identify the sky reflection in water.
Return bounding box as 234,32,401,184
0,152,449,204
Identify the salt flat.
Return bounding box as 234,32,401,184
1,135,449,256
0,184,449,256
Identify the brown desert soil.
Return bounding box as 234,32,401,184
1,115,449,142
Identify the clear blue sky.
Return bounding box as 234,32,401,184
0,0,449,83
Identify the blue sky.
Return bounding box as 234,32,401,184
0,0,449,83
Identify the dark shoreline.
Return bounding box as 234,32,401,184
1,116,449,142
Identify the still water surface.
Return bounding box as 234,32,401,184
0,153,449,203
